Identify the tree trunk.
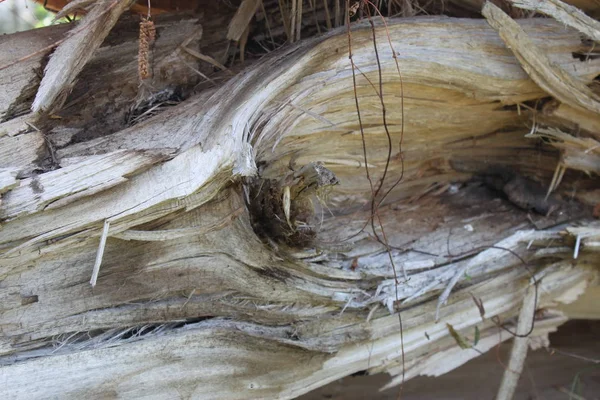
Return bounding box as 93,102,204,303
1,3,599,399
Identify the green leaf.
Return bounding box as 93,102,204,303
473,325,480,346
446,323,471,349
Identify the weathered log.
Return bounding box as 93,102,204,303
0,8,599,399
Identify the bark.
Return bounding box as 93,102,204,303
1,7,599,399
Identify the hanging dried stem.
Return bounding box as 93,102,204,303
138,17,156,81
345,0,408,392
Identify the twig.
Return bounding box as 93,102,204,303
557,386,587,400
295,0,303,41
260,0,276,46
322,0,332,29
290,0,297,42
546,161,565,199
495,284,537,400
181,46,233,75
549,348,600,364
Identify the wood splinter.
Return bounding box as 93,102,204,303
496,282,538,400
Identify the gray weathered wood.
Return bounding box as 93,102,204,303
0,13,599,399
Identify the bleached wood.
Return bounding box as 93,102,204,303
0,14,599,400
0,115,33,138
112,207,242,241
0,130,45,177
434,230,534,321
551,103,600,137
0,260,593,399
0,168,18,195
509,0,600,41
447,0,600,15
558,284,600,319
32,0,134,114
90,219,110,287
483,2,600,115
0,150,167,220
495,283,537,400
381,312,567,388
0,24,70,120
1,12,230,157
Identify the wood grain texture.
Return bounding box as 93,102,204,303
0,14,599,399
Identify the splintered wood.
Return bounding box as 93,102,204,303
509,0,600,42
483,2,600,116
0,7,599,400
32,0,134,114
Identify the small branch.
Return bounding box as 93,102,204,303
495,283,537,400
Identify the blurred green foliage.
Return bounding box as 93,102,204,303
32,3,55,28
0,0,74,34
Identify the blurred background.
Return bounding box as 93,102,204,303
0,0,55,34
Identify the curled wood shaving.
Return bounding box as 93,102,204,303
483,2,600,116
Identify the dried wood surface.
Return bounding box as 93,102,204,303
509,0,600,41
32,0,135,114
0,8,599,400
483,2,600,115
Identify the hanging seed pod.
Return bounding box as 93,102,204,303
138,17,156,80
